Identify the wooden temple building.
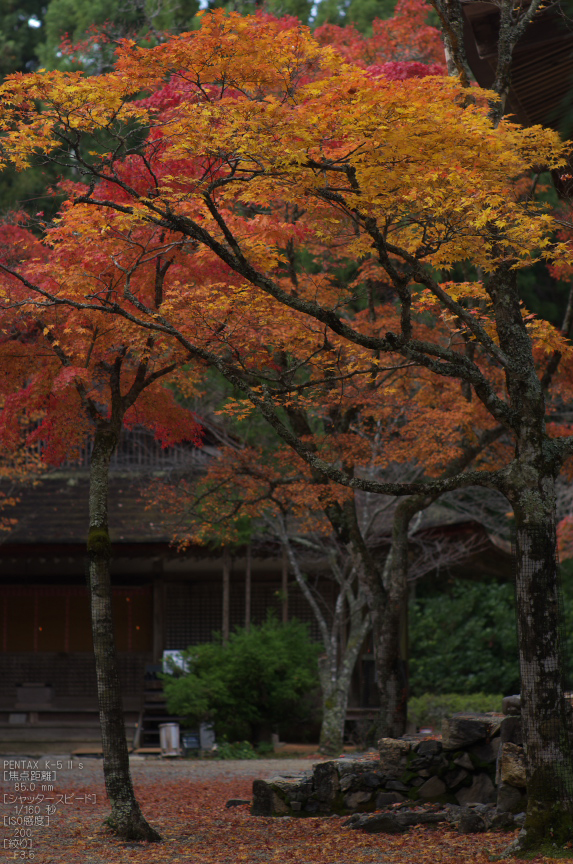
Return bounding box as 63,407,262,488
0,429,346,753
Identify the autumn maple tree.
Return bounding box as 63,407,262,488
314,0,445,73
2,10,573,853
0,214,202,841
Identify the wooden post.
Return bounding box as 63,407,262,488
64,594,70,652
152,563,164,664
281,546,288,624
3,595,7,652
222,548,230,645
245,545,251,632
33,592,39,652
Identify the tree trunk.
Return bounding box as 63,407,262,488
318,672,349,756
277,516,370,756
342,497,407,739
318,608,371,755
506,475,573,852
89,426,161,842
372,496,428,739
373,604,408,740
486,264,573,853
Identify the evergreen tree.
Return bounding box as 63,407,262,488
0,0,45,76
37,0,201,71
314,0,396,32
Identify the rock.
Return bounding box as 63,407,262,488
444,804,462,823
290,801,302,811
375,791,405,807
343,813,363,826
490,810,519,830
338,759,379,790
361,771,383,788
500,715,523,746
385,780,409,792
338,759,379,778
272,793,290,815
347,809,448,833
271,775,310,797
252,779,274,816
378,738,412,776
225,799,250,808
416,740,442,757
456,773,495,805
458,808,486,833
453,752,474,771
500,743,526,788
502,695,521,715
442,713,502,750
314,761,340,804
469,739,499,765
344,790,372,809
444,768,468,789
418,776,446,798
496,782,526,814
346,813,409,834
252,773,315,816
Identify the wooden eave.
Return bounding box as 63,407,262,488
462,1,573,133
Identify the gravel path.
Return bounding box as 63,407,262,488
0,754,325,790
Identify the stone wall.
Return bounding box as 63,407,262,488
252,706,527,818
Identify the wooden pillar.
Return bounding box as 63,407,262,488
281,546,288,624
245,545,251,632
222,548,230,644
33,592,39,652
3,595,7,651
152,563,165,664
126,594,133,652
64,594,70,652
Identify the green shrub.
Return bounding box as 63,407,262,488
163,614,320,743
409,581,520,696
216,740,257,760
409,570,573,699
408,692,504,731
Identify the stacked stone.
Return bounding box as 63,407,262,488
496,694,527,815
252,711,504,817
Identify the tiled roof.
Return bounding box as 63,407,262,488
3,471,174,545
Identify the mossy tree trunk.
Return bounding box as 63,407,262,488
39,305,174,840
277,516,370,757
373,496,417,740
509,500,573,851
500,469,573,853
489,266,573,855
342,490,418,740
89,421,161,842
317,593,371,756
